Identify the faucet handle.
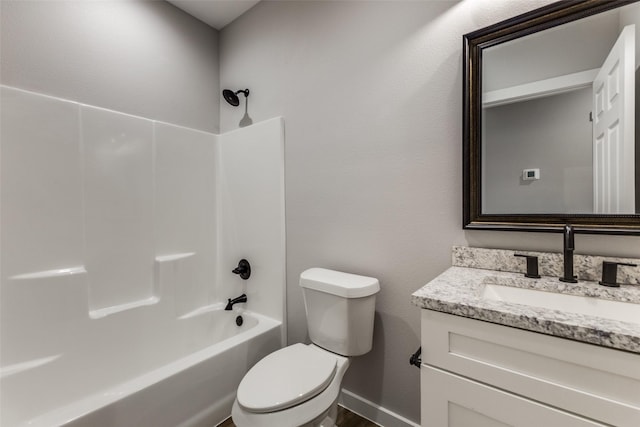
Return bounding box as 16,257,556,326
232,259,251,280
599,261,637,287
514,254,541,279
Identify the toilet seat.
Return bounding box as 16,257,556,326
232,345,350,427
237,343,337,413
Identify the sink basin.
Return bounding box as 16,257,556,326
482,284,640,325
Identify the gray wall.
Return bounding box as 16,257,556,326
0,0,219,132
483,88,593,214
219,0,640,423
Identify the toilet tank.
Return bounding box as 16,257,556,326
299,268,380,356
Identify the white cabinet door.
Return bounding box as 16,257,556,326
421,365,607,427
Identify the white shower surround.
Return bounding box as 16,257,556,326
0,86,286,426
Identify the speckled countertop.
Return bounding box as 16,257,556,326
412,247,640,354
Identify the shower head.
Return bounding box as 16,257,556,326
223,89,250,107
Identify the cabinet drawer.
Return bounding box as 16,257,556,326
421,310,640,427
421,365,607,427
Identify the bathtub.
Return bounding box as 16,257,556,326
0,308,282,427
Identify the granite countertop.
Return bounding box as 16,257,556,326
411,266,640,353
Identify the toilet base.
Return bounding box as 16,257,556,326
300,398,338,427
232,393,341,427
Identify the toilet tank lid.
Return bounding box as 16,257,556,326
299,268,380,298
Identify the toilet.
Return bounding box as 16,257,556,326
231,268,380,427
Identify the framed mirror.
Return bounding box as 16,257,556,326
463,0,640,234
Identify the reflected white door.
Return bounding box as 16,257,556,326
592,25,635,214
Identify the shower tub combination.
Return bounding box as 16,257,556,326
0,86,286,426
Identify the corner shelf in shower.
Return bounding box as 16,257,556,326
178,302,225,320
0,354,62,379
10,266,87,280
88,296,160,319
155,252,196,263
88,252,196,318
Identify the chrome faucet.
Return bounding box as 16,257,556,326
225,293,247,310
559,224,578,283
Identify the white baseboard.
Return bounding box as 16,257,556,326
338,389,420,427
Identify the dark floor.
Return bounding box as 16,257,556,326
218,405,379,426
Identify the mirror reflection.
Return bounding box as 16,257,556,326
481,3,640,215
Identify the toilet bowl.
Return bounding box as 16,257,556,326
231,268,379,427
231,344,349,427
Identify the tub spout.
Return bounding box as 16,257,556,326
225,294,247,310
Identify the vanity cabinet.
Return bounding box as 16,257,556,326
420,310,640,427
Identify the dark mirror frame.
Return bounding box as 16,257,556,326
463,0,640,235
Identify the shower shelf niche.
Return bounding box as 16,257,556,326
88,296,160,319
155,252,195,263
10,266,87,281
0,354,61,379
88,252,199,319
